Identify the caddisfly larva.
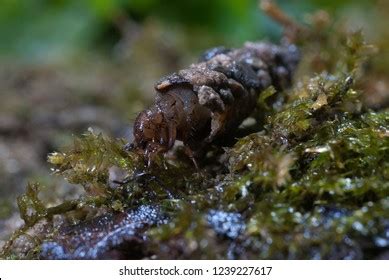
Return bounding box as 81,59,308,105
129,41,300,167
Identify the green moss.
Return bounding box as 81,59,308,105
17,183,47,227
47,130,141,187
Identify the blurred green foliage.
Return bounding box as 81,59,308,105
0,0,375,62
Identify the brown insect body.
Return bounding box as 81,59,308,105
132,42,300,166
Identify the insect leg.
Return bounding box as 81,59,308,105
167,122,177,149
184,146,200,170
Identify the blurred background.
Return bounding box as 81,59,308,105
0,0,386,246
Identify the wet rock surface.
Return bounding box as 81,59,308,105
40,205,167,259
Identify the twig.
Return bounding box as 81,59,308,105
260,0,309,43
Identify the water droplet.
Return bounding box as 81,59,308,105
374,237,389,247
352,221,364,233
